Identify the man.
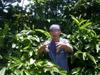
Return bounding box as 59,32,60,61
38,24,73,74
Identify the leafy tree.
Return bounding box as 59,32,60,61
0,0,100,75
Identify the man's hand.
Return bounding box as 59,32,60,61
56,42,66,53
43,44,49,52
56,42,73,53
38,42,49,54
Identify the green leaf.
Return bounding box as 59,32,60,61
80,22,92,29
74,0,84,9
96,0,100,4
24,70,30,75
0,36,4,47
0,55,3,59
35,29,51,38
74,51,83,57
72,67,81,75
79,19,87,25
83,52,86,60
71,15,80,27
3,25,9,35
0,67,6,75
87,53,96,64
96,44,100,53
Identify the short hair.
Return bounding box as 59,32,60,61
49,24,61,31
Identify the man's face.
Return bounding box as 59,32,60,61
50,29,61,38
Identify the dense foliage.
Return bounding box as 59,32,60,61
0,0,100,75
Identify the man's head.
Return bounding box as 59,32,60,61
49,24,61,38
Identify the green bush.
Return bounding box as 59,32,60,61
0,0,100,75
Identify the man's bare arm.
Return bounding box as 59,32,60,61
56,42,73,53
63,43,73,53
38,45,46,54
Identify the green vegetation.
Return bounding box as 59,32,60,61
0,0,100,75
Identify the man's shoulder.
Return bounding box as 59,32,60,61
44,39,51,45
